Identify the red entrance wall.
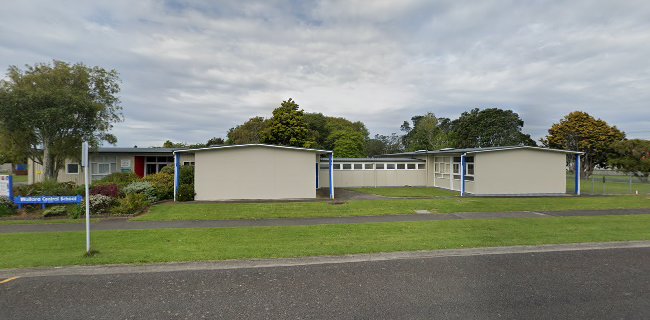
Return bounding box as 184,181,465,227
134,156,145,177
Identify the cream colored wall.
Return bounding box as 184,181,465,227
194,147,318,200
319,168,427,188
28,158,86,185
473,149,567,195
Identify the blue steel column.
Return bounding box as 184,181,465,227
174,153,181,201
8,175,13,203
460,155,466,197
575,154,581,195
316,162,319,189
329,152,334,199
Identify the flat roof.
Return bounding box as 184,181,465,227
385,146,583,156
175,144,332,154
321,158,426,163
95,147,176,153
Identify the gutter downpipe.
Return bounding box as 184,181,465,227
329,152,334,199
460,153,466,197
173,152,181,202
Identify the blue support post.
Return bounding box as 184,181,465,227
174,153,181,201
329,152,334,199
8,175,13,203
460,155,466,197
575,154,581,196
316,162,319,189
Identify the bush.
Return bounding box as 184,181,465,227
111,193,151,215
68,204,84,219
14,180,80,196
90,183,120,198
42,205,68,217
89,194,116,214
160,166,174,174
144,172,174,200
122,181,157,202
97,172,141,188
180,166,194,185
0,196,16,216
177,184,195,201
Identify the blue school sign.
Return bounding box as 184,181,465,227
15,195,83,209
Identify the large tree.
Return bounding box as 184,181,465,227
608,139,650,182
261,98,314,148
401,113,452,151
450,108,536,148
365,133,404,156
0,61,122,179
226,116,269,144
542,111,625,178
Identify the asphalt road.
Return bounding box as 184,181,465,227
2,246,649,319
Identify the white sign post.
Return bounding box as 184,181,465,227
82,142,91,254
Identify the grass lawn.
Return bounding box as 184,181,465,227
135,195,650,221
348,187,458,198
1,215,649,269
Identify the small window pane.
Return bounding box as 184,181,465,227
407,163,416,170
364,164,373,170
67,164,79,174
397,163,406,169
453,157,462,162
354,163,362,170
376,163,385,169
146,156,156,162
342,163,352,170
467,163,475,175
98,163,110,174
387,164,396,169
418,164,425,170
333,164,341,170
452,164,460,174
453,175,461,180
466,156,474,163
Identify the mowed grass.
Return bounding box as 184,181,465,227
1,215,650,269
349,187,458,198
135,196,650,221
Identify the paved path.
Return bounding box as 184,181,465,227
1,208,650,234
2,242,649,319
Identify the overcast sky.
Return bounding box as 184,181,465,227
1,0,649,147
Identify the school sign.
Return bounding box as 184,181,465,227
14,195,83,209
0,175,13,201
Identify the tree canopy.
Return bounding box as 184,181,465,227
0,60,122,179
608,139,650,182
449,108,536,148
400,113,451,151
261,98,314,147
226,116,269,145
542,111,625,178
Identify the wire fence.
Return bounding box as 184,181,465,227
567,172,650,195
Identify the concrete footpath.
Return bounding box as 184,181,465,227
1,208,650,234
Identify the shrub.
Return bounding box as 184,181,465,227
160,166,174,174
123,181,157,202
97,172,141,188
144,172,174,200
14,180,79,196
177,184,195,202
68,204,84,219
0,196,16,216
111,193,151,215
42,205,68,217
180,166,194,185
90,183,120,198
89,194,116,214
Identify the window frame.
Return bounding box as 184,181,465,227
66,163,80,175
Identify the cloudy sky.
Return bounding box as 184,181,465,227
1,0,649,147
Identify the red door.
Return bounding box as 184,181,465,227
134,156,145,177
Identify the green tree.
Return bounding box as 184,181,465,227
261,98,314,147
0,60,122,179
365,133,404,156
206,137,225,146
608,139,650,182
401,113,451,151
542,111,625,178
226,116,269,144
450,108,536,148
328,130,366,157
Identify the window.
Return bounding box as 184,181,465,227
364,163,373,170
320,163,329,169
342,163,352,170
144,155,175,176
376,163,385,169
407,163,416,170
434,156,450,179
66,163,79,174
452,163,460,174
354,163,363,170
183,161,195,166
418,163,426,170
333,164,341,170
386,164,396,170
90,155,117,181
397,163,406,170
